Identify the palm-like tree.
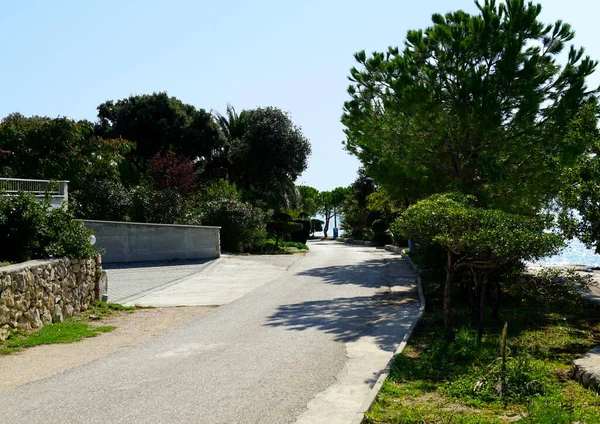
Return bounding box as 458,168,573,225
212,105,301,212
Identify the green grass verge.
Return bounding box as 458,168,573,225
1,321,115,354
250,238,309,254
365,303,600,423
0,302,135,355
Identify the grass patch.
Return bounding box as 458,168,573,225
249,238,309,254
1,321,115,351
365,300,600,423
84,301,136,316
0,301,136,355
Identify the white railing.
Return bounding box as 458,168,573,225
0,178,69,207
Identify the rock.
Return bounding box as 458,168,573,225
0,326,10,341
574,346,600,391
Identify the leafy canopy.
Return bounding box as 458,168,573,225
96,92,222,169
392,193,563,268
557,104,600,252
343,0,598,213
0,114,131,182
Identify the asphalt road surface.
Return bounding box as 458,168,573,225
1,241,418,424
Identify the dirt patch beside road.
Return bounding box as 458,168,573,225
0,306,214,393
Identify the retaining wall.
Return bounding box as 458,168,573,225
83,220,221,264
0,258,102,340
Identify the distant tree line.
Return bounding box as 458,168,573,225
0,93,314,253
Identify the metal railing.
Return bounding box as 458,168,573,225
0,178,68,197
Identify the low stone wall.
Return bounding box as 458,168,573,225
84,220,221,264
0,258,101,340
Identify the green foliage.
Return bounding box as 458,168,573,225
558,104,600,253
266,212,303,248
212,106,311,211
343,0,598,213
96,92,222,171
198,178,241,203
0,193,97,262
0,113,132,182
394,192,563,340
129,182,189,224
341,168,379,240
70,176,132,221
393,193,563,268
505,267,591,312
3,321,115,349
370,219,392,245
230,107,311,189
297,185,320,217
365,301,600,423
310,219,324,235
247,238,308,254
290,219,310,244
318,186,350,237
198,199,266,252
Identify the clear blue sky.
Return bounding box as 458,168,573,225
1,0,598,191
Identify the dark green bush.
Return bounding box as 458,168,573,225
371,218,393,245
291,219,310,244
129,183,189,224
0,193,97,262
71,176,131,221
266,213,303,248
199,199,266,252
310,219,323,236
247,238,308,254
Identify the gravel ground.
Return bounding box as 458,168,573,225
0,306,214,393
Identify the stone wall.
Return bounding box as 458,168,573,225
0,257,101,341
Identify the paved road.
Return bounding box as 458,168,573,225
105,259,214,304
1,241,419,424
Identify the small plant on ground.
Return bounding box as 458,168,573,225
0,301,137,355
0,321,115,355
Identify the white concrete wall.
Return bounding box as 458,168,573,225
83,220,221,264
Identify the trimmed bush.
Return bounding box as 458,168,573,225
266,213,303,248
199,199,266,252
0,193,97,262
291,219,310,244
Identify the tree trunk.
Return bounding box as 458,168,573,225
478,271,488,343
492,280,501,319
275,234,280,249
444,251,455,342
323,216,330,238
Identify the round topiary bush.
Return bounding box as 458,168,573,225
199,199,266,252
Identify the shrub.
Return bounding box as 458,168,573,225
148,152,198,194
310,219,324,236
199,199,266,252
70,176,131,221
0,193,97,262
371,218,393,245
129,183,189,224
266,213,303,248
291,219,310,244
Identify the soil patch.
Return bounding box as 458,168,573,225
0,306,214,393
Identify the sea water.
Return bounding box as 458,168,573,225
539,238,600,266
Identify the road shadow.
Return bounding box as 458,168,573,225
102,258,212,270
295,258,415,289
265,293,418,351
